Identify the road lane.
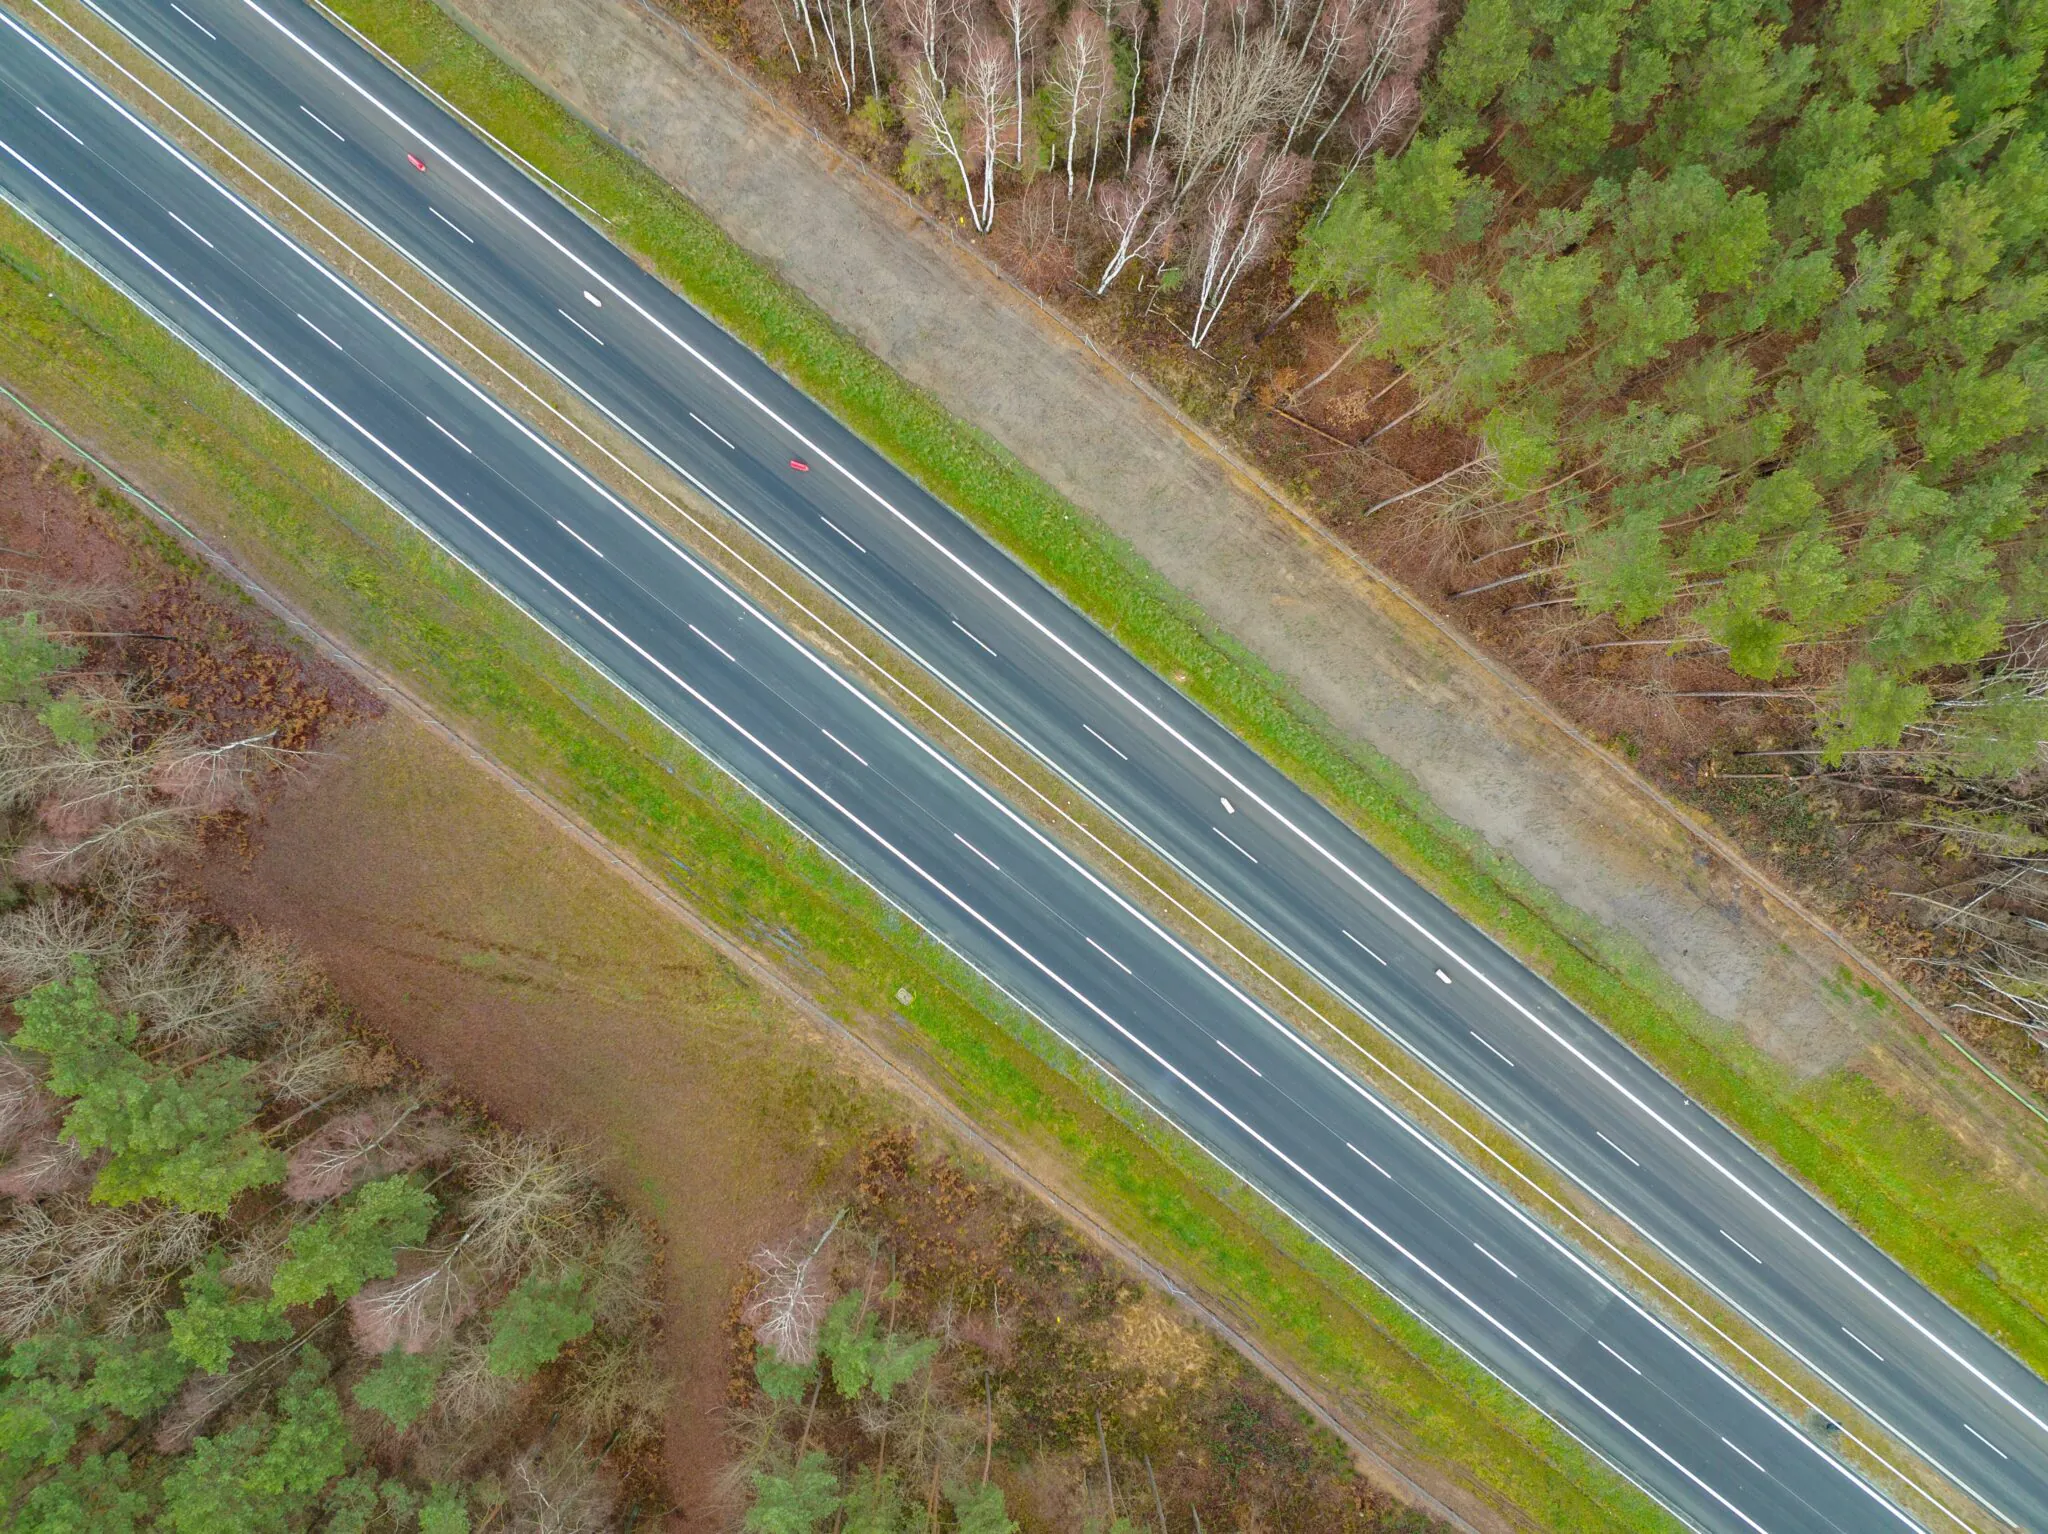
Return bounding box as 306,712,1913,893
0,8,2015,1523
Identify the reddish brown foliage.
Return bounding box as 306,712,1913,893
130,575,371,753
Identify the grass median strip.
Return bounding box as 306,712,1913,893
0,189,1673,1530
316,0,2048,1383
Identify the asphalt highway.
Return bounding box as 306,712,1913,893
1,4,2043,1527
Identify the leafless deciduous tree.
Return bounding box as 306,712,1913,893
0,1126,92,1201
744,1207,845,1364
586,1215,661,1332
991,0,1046,164
1187,136,1310,344
0,1197,212,1338
434,1335,526,1428
283,1097,452,1202
1163,22,1313,194
1047,7,1114,197
0,897,122,991
154,1368,245,1454
1095,151,1175,292
350,1252,478,1356
457,1127,604,1280
0,1046,51,1153
890,0,954,75
505,1442,618,1534
1309,0,1433,158
962,28,1017,226
1147,0,1208,154
563,1332,671,1449
901,55,981,231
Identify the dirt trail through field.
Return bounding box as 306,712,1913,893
196,708,866,1523
438,0,1892,1080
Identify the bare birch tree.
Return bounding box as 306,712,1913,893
1095,151,1175,291
1281,0,1370,151
1187,136,1310,344
1048,8,1114,197
1147,0,1207,154
1162,23,1312,193
1308,0,1433,158
744,1209,845,1364
1111,0,1148,172
1086,0,1134,194
991,0,1047,165
963,28,1016,227
900,40,1003,233
891,0,954,75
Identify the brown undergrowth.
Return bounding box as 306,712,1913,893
0,430,675,1530
723,1129,1444,1533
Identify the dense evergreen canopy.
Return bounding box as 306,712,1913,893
1294,0,2048,764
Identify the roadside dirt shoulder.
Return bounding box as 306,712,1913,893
438,0,1946,1087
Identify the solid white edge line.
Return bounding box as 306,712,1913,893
186,6,2048,1502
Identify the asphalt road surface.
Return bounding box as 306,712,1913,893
3,3,2045,1527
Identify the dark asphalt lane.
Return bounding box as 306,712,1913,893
66,0,2048,1524
0,7,2029,1527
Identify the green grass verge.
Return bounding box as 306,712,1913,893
316,0,2048,1378
0,187,1672,1528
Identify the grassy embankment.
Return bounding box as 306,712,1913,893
0,180,1665,1534
318,0,2048,1378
